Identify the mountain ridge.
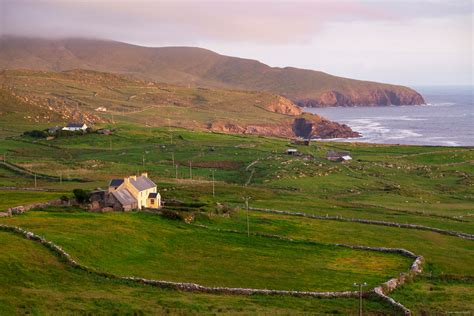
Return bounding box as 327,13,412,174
0,36,425,107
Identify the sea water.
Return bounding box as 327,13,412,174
303,86,473,146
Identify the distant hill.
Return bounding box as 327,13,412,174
0,69,359,139
0,36,425,107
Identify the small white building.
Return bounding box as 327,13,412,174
286,148,298,155
341,155,352,161
62,123,88,132
327,150,352,162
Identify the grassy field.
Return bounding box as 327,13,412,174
0,190,66,211
0,116,472,313
0,231,398,315
1,210,411,292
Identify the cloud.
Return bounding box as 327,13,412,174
0,0,415,44
1,0,472,85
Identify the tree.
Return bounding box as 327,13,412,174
73,189,90,204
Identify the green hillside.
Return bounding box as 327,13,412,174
0,69,358,138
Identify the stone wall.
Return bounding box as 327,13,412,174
7,199,62,214
372,255,424,315
0,224,359,298
0,210,12,217
250,207,474,240
193,223,425,315
0,220,426,314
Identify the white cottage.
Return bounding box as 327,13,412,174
62,123,88,132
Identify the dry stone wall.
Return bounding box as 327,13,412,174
0,224,359,298
251,207,474,240
0,219,426,314
7,199,62,214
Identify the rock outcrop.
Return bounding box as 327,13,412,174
209,115,360,139
262,96,302,115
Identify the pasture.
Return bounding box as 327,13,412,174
0,123,472,314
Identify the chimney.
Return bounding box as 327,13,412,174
124,177,130,185
131,175,137,181
141,172,148,178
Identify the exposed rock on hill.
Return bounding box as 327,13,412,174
262,96,302,115
0,36,425,107
209,117,359,139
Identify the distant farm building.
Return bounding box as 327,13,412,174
62,123,88,132
47,126,62,134
327,150,352,162
286,148,298,155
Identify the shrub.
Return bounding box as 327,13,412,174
73,189,90,204
160,209,184,221
23,130,48,138
194,212,210,223
214,202,235,215
55,130,81,138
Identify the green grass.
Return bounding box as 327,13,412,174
1,209,412,292
195,210,474,277
0,231,396,315
390,277,474,314
0,108,472,313
0,190,66,211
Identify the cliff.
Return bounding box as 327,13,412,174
0,36,425,107
296,88,425,107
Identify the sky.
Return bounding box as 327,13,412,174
1,0,473,86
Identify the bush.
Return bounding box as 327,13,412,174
55,130,83,138
73,189,90,204
160,209,184,221
214,203,236,215
23,130,48,138
194,212,211,223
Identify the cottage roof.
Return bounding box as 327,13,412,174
109,179,124,187
148,192,158,199
130,175,156,192
111,189,137,206
66,122,86,128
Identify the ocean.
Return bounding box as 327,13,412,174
303,86,473,147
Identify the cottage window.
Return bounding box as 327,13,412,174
150,199,155,204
